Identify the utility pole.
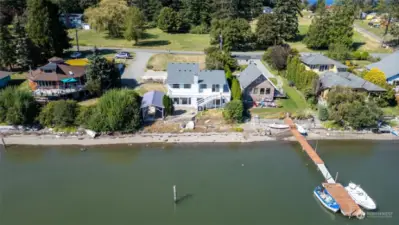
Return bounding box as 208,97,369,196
75,28,80,52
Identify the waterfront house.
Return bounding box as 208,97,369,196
27,57,86,99
0,71,11,88
165,63,231,110
237,62,282,107
300,53,348,74
366,51,399,87
317,71,386,99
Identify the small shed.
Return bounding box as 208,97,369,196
141,91,165,121
0,71,11,88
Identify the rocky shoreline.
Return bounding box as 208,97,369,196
1,130,398,146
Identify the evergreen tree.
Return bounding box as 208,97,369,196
79,0,99,9
249,0,263,19
26,0,71,60
160,0,182,11
124,7,145,44
212,0,235,19
157,7,183,33
329,0,355,48
231,77,242,100
12,16,33,69
256,13,281,48
129,0,161,22
0,25,15,70
182,0,212,26
274,0,302,41
304,5,331,49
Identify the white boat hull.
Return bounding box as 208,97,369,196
345,183,377,210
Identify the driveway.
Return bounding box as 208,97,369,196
354,24,382,43
121,52,154,87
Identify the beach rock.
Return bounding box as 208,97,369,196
85,129,97,138
185,121,195,130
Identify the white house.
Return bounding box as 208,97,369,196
165,63,231,110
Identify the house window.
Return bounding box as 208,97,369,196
214,99,221,106
172,84,180,89
181,98,191,105
200,84,207,89
173,98,179,104
184,84,191,89
253,88,259,94
260,88,265,95
319,65,328,71
310,65,316,69
212,84,220,92
266,88,271,94
223,84,229,93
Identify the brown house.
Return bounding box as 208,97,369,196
27,57,86,98
238,62,281,107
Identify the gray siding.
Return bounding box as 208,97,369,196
243,75,275,104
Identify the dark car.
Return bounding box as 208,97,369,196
115,52,132,59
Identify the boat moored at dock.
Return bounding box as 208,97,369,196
314,186,340,213
345,182,377,210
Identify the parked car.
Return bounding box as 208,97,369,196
70,52,82,58
115,52,132,59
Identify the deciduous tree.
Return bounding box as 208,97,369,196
274,0,302,41
157,7,185,33
327,43,351,61
223,99,244,123
205,47,238,70
364,68,387,88
0,25,15,70
124,7,145,44
84,0,128,37
231,77,242,100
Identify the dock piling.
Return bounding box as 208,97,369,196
335,172,339,182
173,185,177,203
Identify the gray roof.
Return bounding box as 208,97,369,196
198,70,226,86
0,71,11,79
141,91,165,109
366,51,399,79
166,63,199,84
300,53,347,68
319,71,385,92
166,63,226,85
238,63,264,89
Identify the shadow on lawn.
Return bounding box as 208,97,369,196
352,42,366,51
135,40,170,47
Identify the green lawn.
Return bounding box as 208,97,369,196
70,28,210,51
355,20,394,41
382,106,399,116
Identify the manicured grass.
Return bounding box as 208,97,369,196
70,28,210,51
382,106,399,116
134,83,167,96
78,98,99,107
147,54,206,71
354,20,394,41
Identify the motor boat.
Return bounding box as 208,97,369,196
268,123,289,129
296,124,307,135
314,186,340,213
345,182,377,210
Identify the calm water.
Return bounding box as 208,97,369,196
309,0,334,5
0,141,398,225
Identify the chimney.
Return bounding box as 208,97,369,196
194,73,198,84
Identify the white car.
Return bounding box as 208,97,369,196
70,52,82,58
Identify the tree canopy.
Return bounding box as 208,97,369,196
274,0,302,41
364,68,387,88
85,55,121,95
210,18,254,51
124,6,145,44
256,13,281,48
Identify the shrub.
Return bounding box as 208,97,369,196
263,45,297,71
318,105,329,121
231,78,242,100
223,100,244,123
163,95,174,116
39,100,79,128
76,105,95,127
232,127,244,132
0,87,39,125
190,24,209,34
87,89,142,132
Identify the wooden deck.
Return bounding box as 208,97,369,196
323,183,365,218
284,118,324,164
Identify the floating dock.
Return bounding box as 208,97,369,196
284,118,365,219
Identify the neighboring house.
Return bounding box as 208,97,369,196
0,71,11,88
166,63,231,110
366,51,399,86
59,14,83,28
300,53,348,74
262,6,273,14
238,62,281,107
317,71,386,99
27,57,86,98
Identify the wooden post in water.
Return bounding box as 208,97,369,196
0,137,5,150
335,172,339,182
173,185,177,203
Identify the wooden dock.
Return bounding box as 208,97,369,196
323,183,365,219
285,117,365,219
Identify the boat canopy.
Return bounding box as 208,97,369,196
61,78,77,83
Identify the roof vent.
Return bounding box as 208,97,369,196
69,71,74,76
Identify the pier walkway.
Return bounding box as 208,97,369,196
284,117,365,219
